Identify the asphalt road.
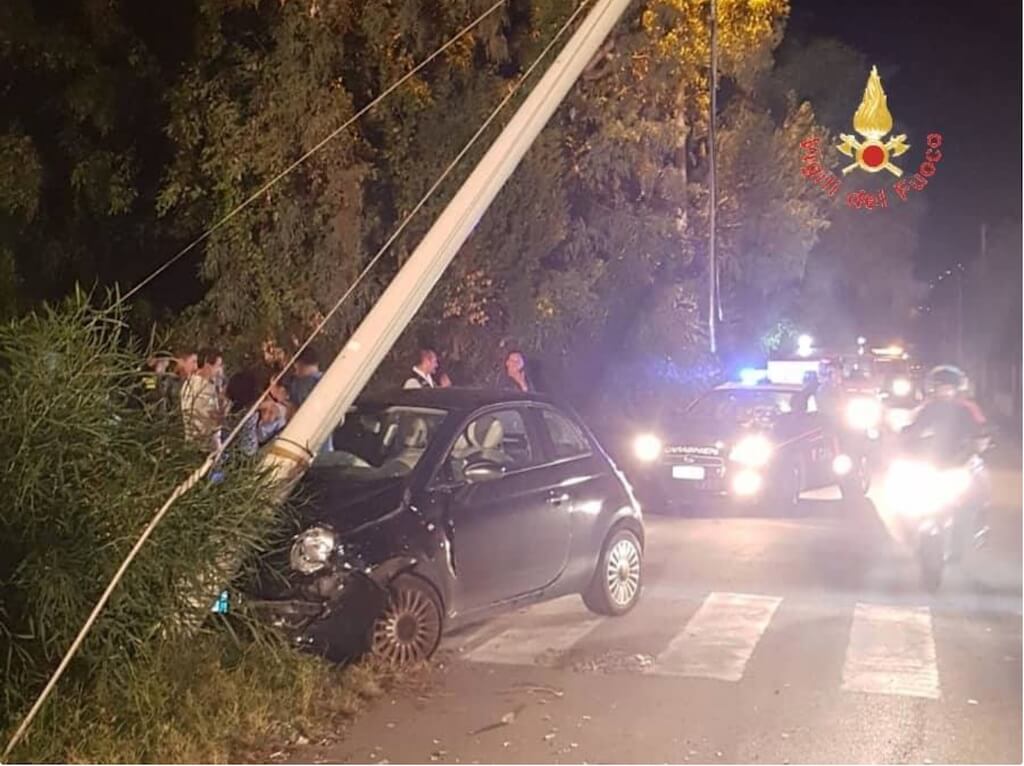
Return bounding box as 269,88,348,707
290,462,1022,765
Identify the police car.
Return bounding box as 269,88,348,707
627,369,868,512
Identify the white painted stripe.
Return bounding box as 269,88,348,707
465,619,601,665
652,592,781,681
842,602,940,699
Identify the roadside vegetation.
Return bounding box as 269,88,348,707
0,298,393,762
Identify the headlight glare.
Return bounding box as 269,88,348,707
633,433,662,462
891,378,912,397
729,435,773,467
846,397,882,431
290,525,337,575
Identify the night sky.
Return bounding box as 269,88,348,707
788,0,1021,279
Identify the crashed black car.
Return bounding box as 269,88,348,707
250,388,644,664
625,382,869,511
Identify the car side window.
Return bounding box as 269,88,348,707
447,409,535,481
540,409,590,460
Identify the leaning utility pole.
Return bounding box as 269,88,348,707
707,0,718,354
262,0,633,483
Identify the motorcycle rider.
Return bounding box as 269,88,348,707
902,365,991,554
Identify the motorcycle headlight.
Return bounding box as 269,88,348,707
885,461,969,517
846,397,882,431
633,433,662,462
290,525,337,575
891,378,913,397
885,460,940,516
729,434,773,467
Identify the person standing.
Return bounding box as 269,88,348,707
403,349,438,389
181,347,225,452
286,348,333,454
225,370,261,457
501,350,534,393
163,347,198,412
287,347,325,407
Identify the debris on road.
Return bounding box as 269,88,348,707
468,706,524,736
571,650,654,673
543,732,557,742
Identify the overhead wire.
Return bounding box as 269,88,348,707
2,1,593,757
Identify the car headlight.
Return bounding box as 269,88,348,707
290,525,337,575
729,434,773,467
846,397,882,431
891,378,912,397
633,433,662,462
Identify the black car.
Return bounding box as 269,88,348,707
250,388,644,664
625,382,868,511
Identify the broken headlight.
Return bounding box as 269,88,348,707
290,525,338,575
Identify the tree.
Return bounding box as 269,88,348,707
0,0,192,317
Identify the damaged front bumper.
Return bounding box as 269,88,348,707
248,571,389,663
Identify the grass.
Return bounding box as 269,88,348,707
5,634,400,764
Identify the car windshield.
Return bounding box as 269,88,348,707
315,405,448,478
687,389,794,422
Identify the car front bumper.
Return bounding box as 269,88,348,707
248,571,388,663
630,462,769,508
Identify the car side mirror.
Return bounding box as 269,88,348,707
464,458,505,483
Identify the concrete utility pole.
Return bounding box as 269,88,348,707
262,0,633,484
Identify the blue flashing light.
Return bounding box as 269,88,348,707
740,368,765,386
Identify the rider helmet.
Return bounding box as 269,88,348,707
925,365,968,397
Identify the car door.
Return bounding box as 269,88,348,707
440,407,567,611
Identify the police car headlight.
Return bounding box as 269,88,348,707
729,435,773,467
290,525,337,575
891,377,912,397
846,397,882,431
633,434,662,462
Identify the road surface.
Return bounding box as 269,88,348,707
289,460,1021,764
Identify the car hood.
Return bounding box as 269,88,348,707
300,469,410,536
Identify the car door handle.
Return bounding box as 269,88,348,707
547,492,570,506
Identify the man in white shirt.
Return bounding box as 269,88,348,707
181,347,226,451
403,349,439,389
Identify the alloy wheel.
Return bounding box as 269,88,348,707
606,537,641,608
370,580,442,665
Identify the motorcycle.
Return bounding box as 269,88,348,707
882,431,991,591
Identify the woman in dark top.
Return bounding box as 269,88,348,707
501,350,534,393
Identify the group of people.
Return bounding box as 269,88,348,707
143,346,329,458
402,347,537,393
142,343,542,458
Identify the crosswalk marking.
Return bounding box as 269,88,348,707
464,612,601,666
841,602,940,700
650,592,782,681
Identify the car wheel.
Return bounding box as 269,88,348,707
369,574,443,665
583,528,643,616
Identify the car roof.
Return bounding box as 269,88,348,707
355,386,559,412
712,382,802,393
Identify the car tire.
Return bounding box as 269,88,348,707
582,528,643,616
369,574,443,665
